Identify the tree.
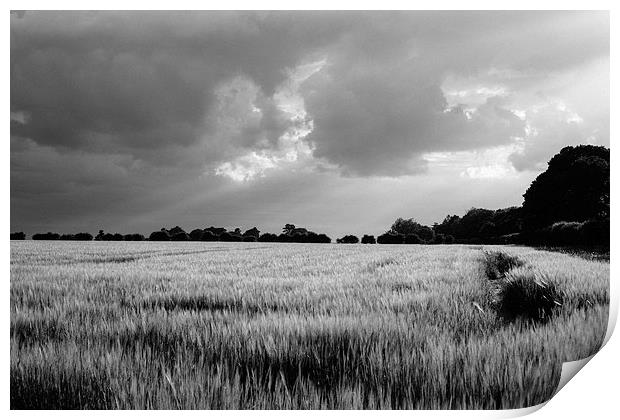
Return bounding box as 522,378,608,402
205,227,227,236
10,232,26,240
314,233,332,243
403,233,422,244
415,226,434,242
430,233,445,244
219,232,240,242
258,233,278,242
168,226,186,236
243,227,260,239
123,233,145,241
149,231,170,241
377,232,403,244
361,234,376,244
201,231,219,241
337,235,359,244
459,208,495,240
189,229,204,241
390,218,423,235
74,232,93,241
390,217,434,242
171,232,191,241
32,232,60,240
522,145,609,230
434,215,461,238
283,224,296,235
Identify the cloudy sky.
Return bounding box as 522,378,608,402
10,11,609,238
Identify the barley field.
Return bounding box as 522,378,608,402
10,241,609,409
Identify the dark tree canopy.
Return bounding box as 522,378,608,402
199,231,217,241
361,234,376,244
390,217,435,242
390,218,423,236
32,232,60,240
432,207,522,243
149,230,170,241
522,145,609,230
123,233,145,241
189,229,204,241
243,227,260,239
403,233,422,244
377,232,404,244
337,235,359,244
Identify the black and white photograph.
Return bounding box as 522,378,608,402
8,7,612,411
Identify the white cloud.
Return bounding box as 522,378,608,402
424,145,520,180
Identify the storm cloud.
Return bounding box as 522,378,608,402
11,11,609,236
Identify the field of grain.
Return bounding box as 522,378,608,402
10,241,609,409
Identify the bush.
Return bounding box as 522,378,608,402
492,270,563,323
171,232,191,241
205,227,227,236
377,232,403,244
498,233,520,245
581,219,609,247
403,234,422,244
416,226,434,242
219,232,241,242
168,226,186,236
292,232,310,243
337,235,359,244
258,233,278,242
200,231,219,241
243,227,260,239
276,233,291,243
149,231,170,241
10,232,26,240
482,251,525,281
361,234,376,244
32,232,60,240
443,235,455,244
313,233,332,243
242,236,257,242
123,233,145,241
74,232,93,241
549,221,582,246
189,229,204,241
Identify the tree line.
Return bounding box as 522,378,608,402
12,145,609,248
334,145,609,248
14,224,332,244
147,224,331,243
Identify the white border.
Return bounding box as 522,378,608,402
4,2,617,419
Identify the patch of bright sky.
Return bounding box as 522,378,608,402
424,144,522,180
214,59,326,182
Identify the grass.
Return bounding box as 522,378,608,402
10,242,609,409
